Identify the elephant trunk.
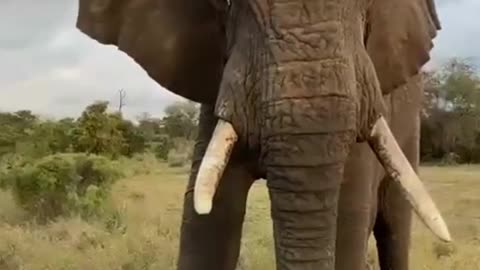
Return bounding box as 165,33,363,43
265,130,354,269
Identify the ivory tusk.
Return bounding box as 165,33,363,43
368,116,452,242
193,119,238,215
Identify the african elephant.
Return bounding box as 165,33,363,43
76,0,450,270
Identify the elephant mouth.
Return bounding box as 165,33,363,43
192,116,452,243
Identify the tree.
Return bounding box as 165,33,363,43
118,89,126,113
0,110,38,156
439,58,480,114
162,101,199,140
116,117,146,157
137,113,164,142
72,101,124,158
420,57,480,162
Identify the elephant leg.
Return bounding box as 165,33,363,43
373,136,418,270
373,140,416,270
177,104,255,270
374,78,422,270
336,142,383,270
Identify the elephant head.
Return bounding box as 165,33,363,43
77,0,449,269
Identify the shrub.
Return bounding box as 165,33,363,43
167,149,188,167
117,153,161,177
167,138,194,168
0,153,123,222
153,136,173,160
0,153,32,189
440,152,461,166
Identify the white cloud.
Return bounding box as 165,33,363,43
430,0,480,66
0,0,184,120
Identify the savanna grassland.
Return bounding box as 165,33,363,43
0,157,478,270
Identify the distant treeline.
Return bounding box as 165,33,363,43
0,100,199,162
421,58,480,164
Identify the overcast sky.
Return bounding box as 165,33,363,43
0,0,478,120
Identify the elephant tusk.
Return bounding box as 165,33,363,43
368,116,452,242
193,119,238,215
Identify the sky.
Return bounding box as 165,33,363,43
0,0,478,120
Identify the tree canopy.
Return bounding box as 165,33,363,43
421,58,480,163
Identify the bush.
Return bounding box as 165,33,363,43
167,139,194,168
153,136,173,160
117,153,161,177
0,153,32,189
167,150,188,167
0,153,123,222
440,152,461,166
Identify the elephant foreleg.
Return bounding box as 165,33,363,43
373,134,417,270
176,104,255,270
373,76,423,270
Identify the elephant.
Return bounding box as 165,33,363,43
75,0,450,270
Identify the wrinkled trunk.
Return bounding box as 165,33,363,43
265,132,354,269
254,0,360,266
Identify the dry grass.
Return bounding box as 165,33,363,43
0,162,478,269
367,165,480,270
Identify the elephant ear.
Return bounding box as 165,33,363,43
366,0,441,95
76,0,228,104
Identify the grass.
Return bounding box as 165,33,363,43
0,161,478,269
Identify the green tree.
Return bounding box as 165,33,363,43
116,117,146,157
153,135,173,160
72,101,124,158
421,57,480,163
439,58,480,113
137,113,164,142
0,110,38,156
162,101,199,140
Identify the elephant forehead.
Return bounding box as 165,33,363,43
267,60,353,99
247,0,342,30
267,21,345,64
